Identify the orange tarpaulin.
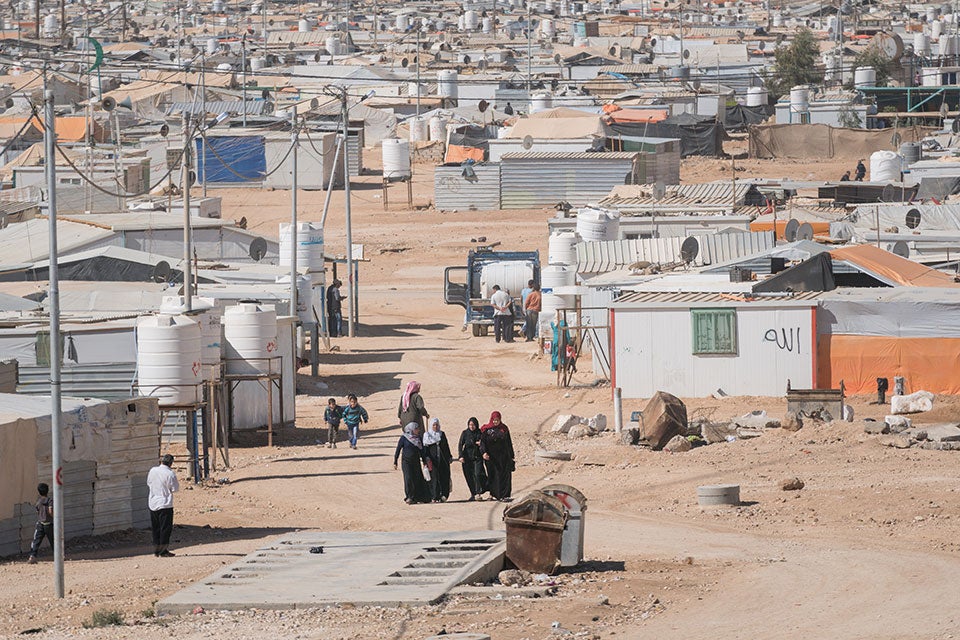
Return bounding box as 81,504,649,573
444,145,485,163
830,244,960,288
817,335,960,394
605,108,669,124
750,219,831,239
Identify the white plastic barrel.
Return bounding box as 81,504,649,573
159,297,223,381
933,19,943,40
576,207,620,241
428,115,448,142
541,265,576,290
482,16,493,33
479,261,535,299
531,93,552,113
279,221,324,273
275,275,314,324
137,314,203,405
251,56,267,71
224,303,278,376
870,150,901,182
464,9,479,30
298,18,310,32
396,14,409,31
915,32,931,56
854,66,877,88
326,35,341,55
548,231,578,266
789,86,809,113
382,138,411,179
206,37,218,54
437,69,458,100
541,18,556,38
409,116,428,142
746,87,767,107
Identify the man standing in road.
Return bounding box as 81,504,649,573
490,285,514,343
523,283,541,342
147,454,180,557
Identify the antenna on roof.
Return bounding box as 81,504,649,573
890,240,910,258
151,260,172,283
797,222,814,241
249,237,268,261
784,218,799,242
680,236,699,263
522,135,534,150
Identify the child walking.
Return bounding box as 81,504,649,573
342,394,369,450
324,397,344,448
27,483,54,564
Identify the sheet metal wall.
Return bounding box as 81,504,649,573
500,153,640,209
612,304,816,398
0,359,15,393
0,397,159,557
434,164,502,211
263,132,338,190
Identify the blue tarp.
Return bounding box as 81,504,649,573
195,136,266,183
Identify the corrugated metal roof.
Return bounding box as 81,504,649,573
168,100,270,116
597,64,662,75
614,290,822,305
577,232,775,273
602,182,753,208
501,151,640,160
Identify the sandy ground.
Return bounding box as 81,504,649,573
2,149,960,640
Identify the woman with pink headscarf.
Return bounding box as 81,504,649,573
397,380,429,431
480,411,515,502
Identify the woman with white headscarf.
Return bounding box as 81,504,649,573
393,423,431,504
424,418,453,502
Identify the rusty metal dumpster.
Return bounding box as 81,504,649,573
540,484,587,567
502,491,568,574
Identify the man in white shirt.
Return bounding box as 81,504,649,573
490,284,515,343
147,454,180,557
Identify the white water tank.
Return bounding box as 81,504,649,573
42,13,57,37
159,297,223,381
772,12,783,27
531,93,553,113
576,207,620,241
275,275,314,324
457,15,465,30
464,9,479,30
479,261,535,299
326,35,341,55
541,18,556,38
251,56,267,71
854,66,877,88
482,16,493,33
396,14,409,31
437,70,458,100
382,138,411,179
428,115,448,142
409,116,428,142
746,87,767,107
928,6,939,22
224,303,278,376
826,15,838,34
870,150,901,182
942,34,959,56
548,231,578,266
298,18,310,32
540,292,575,331
212,0,223,11
137,314,203,405
541,265,576,290
560,0,570,16
789,86,810,114
922,67,942,86
206,37,219,54
408,81,425,97
933,19,943,40
915,32,931,56
279,221,325,273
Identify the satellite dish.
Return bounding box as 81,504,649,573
650,37,657,47
310,97,319,109
553,52,562,63
262,89,270,99
881,184,897,202
905,208,921,229
477,58,488,70
891,132,902,147
288,42,295,50
784,218,800,242
400,56,409,67
314,51,321,62
187,170,196,188
682,48,690,59
151,260,172,283
478,99,489,113
522,135,534,150
652,181,666,201
159,123,170,137
680,236,700,263
249,237,268,261
797,222,815,241
890,240,910,258
462,54,471,64
759,41,766,51
3,97,13,108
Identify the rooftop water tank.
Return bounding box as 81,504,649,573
275,275,314,324
212,0,223,11
531,93,553,113
576,207,620,242
854,66,877,88
789,86,810,113
922,67,942,86
396,14,410,31
548,231,578,266
428,115,448,142
915,32,931,56
900,142,922,169
206,37,218,55
298,18,310,32
137,314,203,405
382,138,411,179
326,35,341,56
224,303,278,376
464,9,479,30
482,16,493,33
279,221,325,273
746,86,767,107
933,19,943,40
42,13,57,37
437,69,458,100
541,264,576,291
541,18,556,38
479,260,535,299
159,297,223,381
772,12,783,27
870,150,901,183
409,116,428,142
251,56,267,72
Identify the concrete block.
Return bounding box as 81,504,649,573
921,424,960,443
587,414,607,432
878,434,913,449
551,415,580,434
885,415,912,432
863,421,889,435
701,421,738,444
890,391,934,415
663,435,692,452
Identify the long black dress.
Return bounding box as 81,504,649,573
480,425,514,500
425,432,453,501
394,436,431,503
458,427,487,497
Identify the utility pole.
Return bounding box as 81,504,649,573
45,86,65,600
121,0,127,42
241,36,247,127
262,0,267,45
182,112,193,311
289,105,298,317
34,0,39,39
372,0,378,49
341,93,355,337
526,1,532,102
416,29,421,116
60,0,66,47
201,52,207,198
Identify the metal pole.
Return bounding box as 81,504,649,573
45,88,65,599
201,53,207,198
526,3,532,103
416,30,421,116
320,134,343,227
613,387,623,435
290,106,298,317
241,37,247,127
182,112,193,311
342,93,355,337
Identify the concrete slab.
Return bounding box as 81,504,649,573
920,423,960,442
157,530,505,614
